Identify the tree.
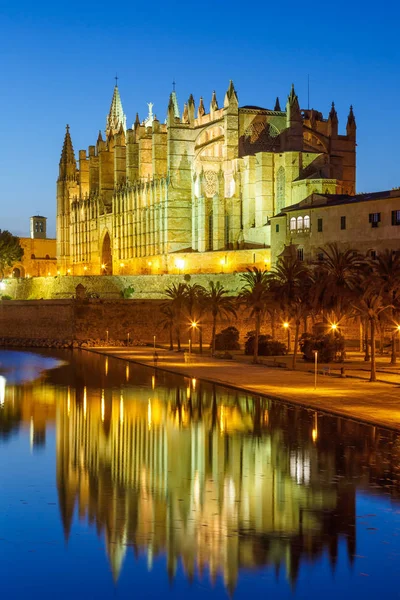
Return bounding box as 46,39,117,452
238,268,269,364
353,282,391,382
163,283,187,351
205,281,237,356
370,250,400,364
159,304,175,350
0,230,24,278
269,257,312,369
315,243,364,356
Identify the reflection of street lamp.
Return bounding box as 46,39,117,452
312,412,318,442
283,322,291,352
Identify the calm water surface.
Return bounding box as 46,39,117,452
1,349,400,599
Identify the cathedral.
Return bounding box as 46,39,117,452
56,81,356,275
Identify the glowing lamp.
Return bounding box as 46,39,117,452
176,259,185,271
283,322,289,329
191,321,198,329
120,263,124,268
331,323,338,331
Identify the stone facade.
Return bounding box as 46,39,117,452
5,216,57,279
57,82,356,275
271,189,400,263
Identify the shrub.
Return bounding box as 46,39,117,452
244,331,287,356
299,332,345,363
0,294,12,300
120,286,134,299
183,274,191,282
214,326,240,351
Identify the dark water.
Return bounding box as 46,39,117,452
1,349,400,599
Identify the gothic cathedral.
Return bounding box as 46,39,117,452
56,81,356,275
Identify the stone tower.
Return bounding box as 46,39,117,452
30,215,47,239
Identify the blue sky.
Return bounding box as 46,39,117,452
1,0,399,237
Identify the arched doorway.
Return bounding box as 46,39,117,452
12,266,25,278
101,231,113,274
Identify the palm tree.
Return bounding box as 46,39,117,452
159,304,175,350
353,282,391,382
315,243,365,356
205,281,237,356
370,250,400,364
183,283,206,350
163,282,187,351
238,268,269,364
269,257,312,369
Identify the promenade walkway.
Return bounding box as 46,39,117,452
88,346,400,431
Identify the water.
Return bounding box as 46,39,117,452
1,349,400,599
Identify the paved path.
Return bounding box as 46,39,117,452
87,346,400,431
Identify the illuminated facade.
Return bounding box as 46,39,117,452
7,216,57,278
56,82,356,275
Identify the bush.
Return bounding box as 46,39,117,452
0,295,12,300
120,286,134,299
244,331,287,356
214,326,240,351
299,332,345,363
183,274,191,282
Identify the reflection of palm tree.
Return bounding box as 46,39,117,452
238,268,269,364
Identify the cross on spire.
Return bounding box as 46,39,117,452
172,79,176,92
66,124,70,132
115,74,118,86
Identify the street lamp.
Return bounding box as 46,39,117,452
330,323,338,332
314,350,318,390
283,322,291,352
191,321,198,352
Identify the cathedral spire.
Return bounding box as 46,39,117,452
106,82,126,137
224,80,238,108
210,90,218,113
274,97,281,111
197,96,205,118
328,101,338,137
59,124,76,180
346,105,356,138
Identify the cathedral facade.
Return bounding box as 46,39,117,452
56,81,356,275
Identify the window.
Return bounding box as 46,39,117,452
317,218,323,232
275,223,280,233
304,215,310,230
297,216,303,231
290,217,297,231
370,250,377,260
31,254,35,259
369,212,381,228
317,252,324,262
340,216,346,230
392,210,400,226
297,248,304,261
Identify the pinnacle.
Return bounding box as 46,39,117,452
60,124,75,165
106,82,126,136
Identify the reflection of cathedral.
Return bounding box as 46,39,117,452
2,351,400,593
54,372,357,591
57,82,356,274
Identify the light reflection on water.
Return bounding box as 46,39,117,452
0,349,400,599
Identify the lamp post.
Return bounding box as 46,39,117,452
314,350,318,390
283,322,291,352
191,321,197,351
153,335,156,351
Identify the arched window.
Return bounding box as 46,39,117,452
276,167,286,214
304,215,310,230
297,216,303,231
207,212,213,251
45,254,50,259
31,253,35,259
290,217,296,231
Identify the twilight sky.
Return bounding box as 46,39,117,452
1,0,399,238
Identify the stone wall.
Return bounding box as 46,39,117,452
3,272,245,301
0,298,256,346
